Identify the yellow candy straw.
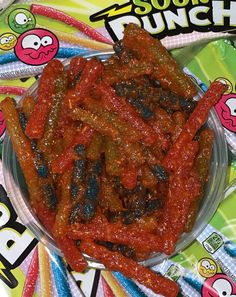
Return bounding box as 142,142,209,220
101,271,127,297
38,243,53,297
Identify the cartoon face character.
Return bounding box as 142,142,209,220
14,29,59,65
215,94,236,133
198,258,217,278
0,33,17,50
202,274,236,297
8,8,36,34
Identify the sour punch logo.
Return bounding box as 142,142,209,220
0,186,37,288
91,0,236,41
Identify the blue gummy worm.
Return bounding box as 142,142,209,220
74,159,86,180
50,253,73,297
85,174,99,200
130,99,154,120
113,272,148,297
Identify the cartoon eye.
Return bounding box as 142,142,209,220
0,37,9,44
225,98,236,116
41,36,53,47
15,12,28,25
212,279,233,297
210,265,215,270
202,260,210,269
8,35,14,41
22,34,41,50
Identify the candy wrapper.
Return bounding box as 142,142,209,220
0,0,15,15
0,1,235,297
185,39,236,154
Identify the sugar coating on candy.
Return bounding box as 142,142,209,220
85,174,100,201
2,23,228,297
73,159,86,180
43,184,57,210
19,112,28,131
151,165,169,181
128,97,154,120
74,144,86,157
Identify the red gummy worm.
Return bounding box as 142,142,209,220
0,86,26,96
51,124,94,174
67,57,87,84
32,200,56,232
56,237,88,272
31,4,113,45
68,218,168,254
163,81,227,170
65,58,104,109
80,240,179,297
25,59,64,140
120,164,138,190
184,80,227,138
22,247,39,297
98,83,158,146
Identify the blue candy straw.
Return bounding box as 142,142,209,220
56,47,90,58
199,82,208,92
182,275,203,293
0,52,16,64
113,272,148,297
50,253,73,297
224,240,236,257
0,47,92,65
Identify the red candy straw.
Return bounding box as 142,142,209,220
102,276,116,297
0,86,26,96
31,4,113,45
22,247,39,297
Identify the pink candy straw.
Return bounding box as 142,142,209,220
22,247,39,297
0,86,26,96
102,276,116,297
31,4,113,45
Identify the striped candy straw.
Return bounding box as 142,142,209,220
31,4,112,44
0,61,46,79
102,276,115,297
22,246,39,297
0,52,16,64
182,275,203,294
224,240,236,258
101,271,127,297
38,243,53,297
0,48,91,65
113,272,148,297
56,47,93,58
50,253,73,297
36,25,113,50
0,86,26,96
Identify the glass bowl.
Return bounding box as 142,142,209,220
2,51,228,269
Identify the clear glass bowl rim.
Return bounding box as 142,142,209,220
2,50,228,269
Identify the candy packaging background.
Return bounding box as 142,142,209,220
0,1,235,296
